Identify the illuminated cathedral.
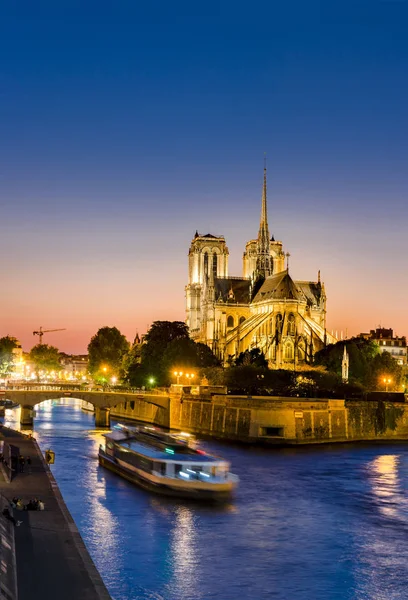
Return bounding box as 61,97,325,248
185,166,336,368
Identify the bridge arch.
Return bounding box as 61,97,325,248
2,389,170,428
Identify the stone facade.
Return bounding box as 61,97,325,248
108,392,408,445
185,167,336,368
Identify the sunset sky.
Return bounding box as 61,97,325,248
1,1,408,354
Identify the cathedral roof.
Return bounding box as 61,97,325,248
215,277,251,304
252,271,324,306
252,270,304,303
296,281,323,307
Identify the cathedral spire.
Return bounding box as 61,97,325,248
258,156,270,245
255,157,272,279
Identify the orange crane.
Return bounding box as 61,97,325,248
33,327,66,344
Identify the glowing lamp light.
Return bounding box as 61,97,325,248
111,376,117,385
381,376,392,392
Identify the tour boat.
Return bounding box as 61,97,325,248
98,425,239,500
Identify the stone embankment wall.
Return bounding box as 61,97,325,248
109,397,170,428
106,393,408,444
170,395,408,444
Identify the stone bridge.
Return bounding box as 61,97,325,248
1,388,170,428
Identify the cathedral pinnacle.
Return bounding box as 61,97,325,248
255,157,272,279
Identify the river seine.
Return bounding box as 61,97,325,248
5,400,408,600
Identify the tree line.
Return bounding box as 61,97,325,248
0,326,405,397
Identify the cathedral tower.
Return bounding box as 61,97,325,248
186,232,229,335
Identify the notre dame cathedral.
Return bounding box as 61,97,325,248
185,166,336,368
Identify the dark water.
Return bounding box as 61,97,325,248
5,401,408,600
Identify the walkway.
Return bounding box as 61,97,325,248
0,426,111,600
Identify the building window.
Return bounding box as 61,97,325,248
227,315,234,328
213,252,217,279
288,314,296,336
297,341,305,361
239,316,246,325
284,343,294,360
275,314,283,335
204,252,208,276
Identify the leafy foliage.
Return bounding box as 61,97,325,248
314,336,402,390
366,351,403,390
0,336,18,377
29,344,61,377
235,348,268,368
141,321,189,367
88,327,130,380
124,321,220,386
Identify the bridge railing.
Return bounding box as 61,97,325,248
0,385,169,396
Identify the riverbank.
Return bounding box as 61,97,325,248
108,393,408,445
0,426,111,600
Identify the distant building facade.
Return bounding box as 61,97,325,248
60,354,89,376
360,328,407,366
185,167,336,368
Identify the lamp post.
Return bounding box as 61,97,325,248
185,373,195,383
173,371,183,385
382,377,392,392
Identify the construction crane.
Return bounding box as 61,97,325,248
33,327,66,344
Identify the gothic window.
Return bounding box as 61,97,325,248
239,316,246,324
227,315,234,328
288,314,296,336
203,252,209,276
212,252,217,279
284,342,294,360
275,313,283,334
297,340,305,361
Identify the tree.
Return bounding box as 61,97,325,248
314,337,379,386
141,321,190,385
162,338,200,374
195,343,221,367
142,321,189,363
0,336,18,377
88,327,130,380
122,343,142,379
29,344,61,379
235,348,268,368
367,351,403,391
225,365,268,394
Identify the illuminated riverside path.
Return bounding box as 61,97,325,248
4,400,408,600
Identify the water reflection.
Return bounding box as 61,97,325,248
369,454,401,518
168,507,199,599
4,404,408,600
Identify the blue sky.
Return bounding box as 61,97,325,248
1,1,407,352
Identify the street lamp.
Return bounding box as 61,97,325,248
111,376,117,385
382,377,392,392
173,370,183,385
185,373,195,382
